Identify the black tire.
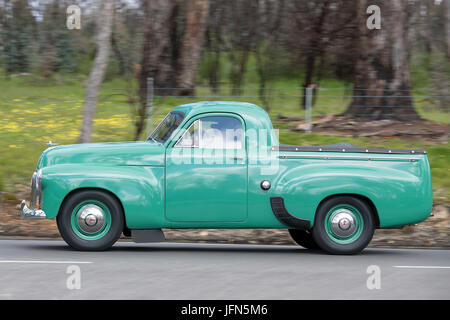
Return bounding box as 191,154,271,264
311,196,375,255
57,190,124,251
288,229,320,250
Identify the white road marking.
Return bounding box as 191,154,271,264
0,260,92,264
394,266,450,269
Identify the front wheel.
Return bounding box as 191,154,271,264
311,196,375,255
57,190,124,251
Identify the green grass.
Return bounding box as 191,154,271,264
0,75,448,203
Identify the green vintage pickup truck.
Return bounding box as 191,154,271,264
20,101,433,254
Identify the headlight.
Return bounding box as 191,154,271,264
30,169,42,209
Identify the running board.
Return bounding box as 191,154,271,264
270,197,311,230
132,229,166,243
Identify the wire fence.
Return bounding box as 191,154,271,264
1,82,449,132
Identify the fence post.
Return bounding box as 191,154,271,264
305,84,315,133
146,77,154,134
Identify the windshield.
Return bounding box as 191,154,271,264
148,111,185,143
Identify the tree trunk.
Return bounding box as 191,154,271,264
175,0,210,96
444,0,450,59
135,0,178,140
344,0,421,121
111,9,127,77
208,49,221,93
299,1,329,109
111,30,126,75
301,52,316,109
79,0,114,143
418,0,433,53
255,49,269,111
254,0,284,112
229,49,250,96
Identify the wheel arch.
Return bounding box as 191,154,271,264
58,187,128,228
316,193,380,228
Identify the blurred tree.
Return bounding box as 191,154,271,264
203,0,226,93
444,0,450,58
136,0,178,140
136,0,210,138
40,0,77,78
225,0,257,96
0,0,445,128
175,0,210,96
293,0,332,108
110,1,144,76
287,0,355,109
79,0,115,143
344,0,421,121
254,0,285,111
331,5,358,84
420,0,434,53
111,24,126,75
1,0,35,74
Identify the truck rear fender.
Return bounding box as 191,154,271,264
272,157,432,228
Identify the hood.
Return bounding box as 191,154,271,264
37,141,165,169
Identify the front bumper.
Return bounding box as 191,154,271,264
20,169,46,219
20,200,46,219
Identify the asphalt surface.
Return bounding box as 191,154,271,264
0,239,449,299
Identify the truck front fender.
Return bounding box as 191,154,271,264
41,164,165,228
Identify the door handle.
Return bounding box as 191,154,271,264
228,157,245,164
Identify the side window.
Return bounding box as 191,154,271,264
175,116,243,149
175,119,199,148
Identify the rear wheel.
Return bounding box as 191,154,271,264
312,196,375,255
57,190,124,251
288,229,320,250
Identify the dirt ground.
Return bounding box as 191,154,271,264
277,114,449,141
1,188,448,248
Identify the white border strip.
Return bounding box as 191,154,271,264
394,265,450,269
0,260,92,264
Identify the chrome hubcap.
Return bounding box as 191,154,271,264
76,205,105,234
330,209,357,237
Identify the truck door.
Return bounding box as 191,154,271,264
165,114,248,222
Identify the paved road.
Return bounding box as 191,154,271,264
0,239,449,299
